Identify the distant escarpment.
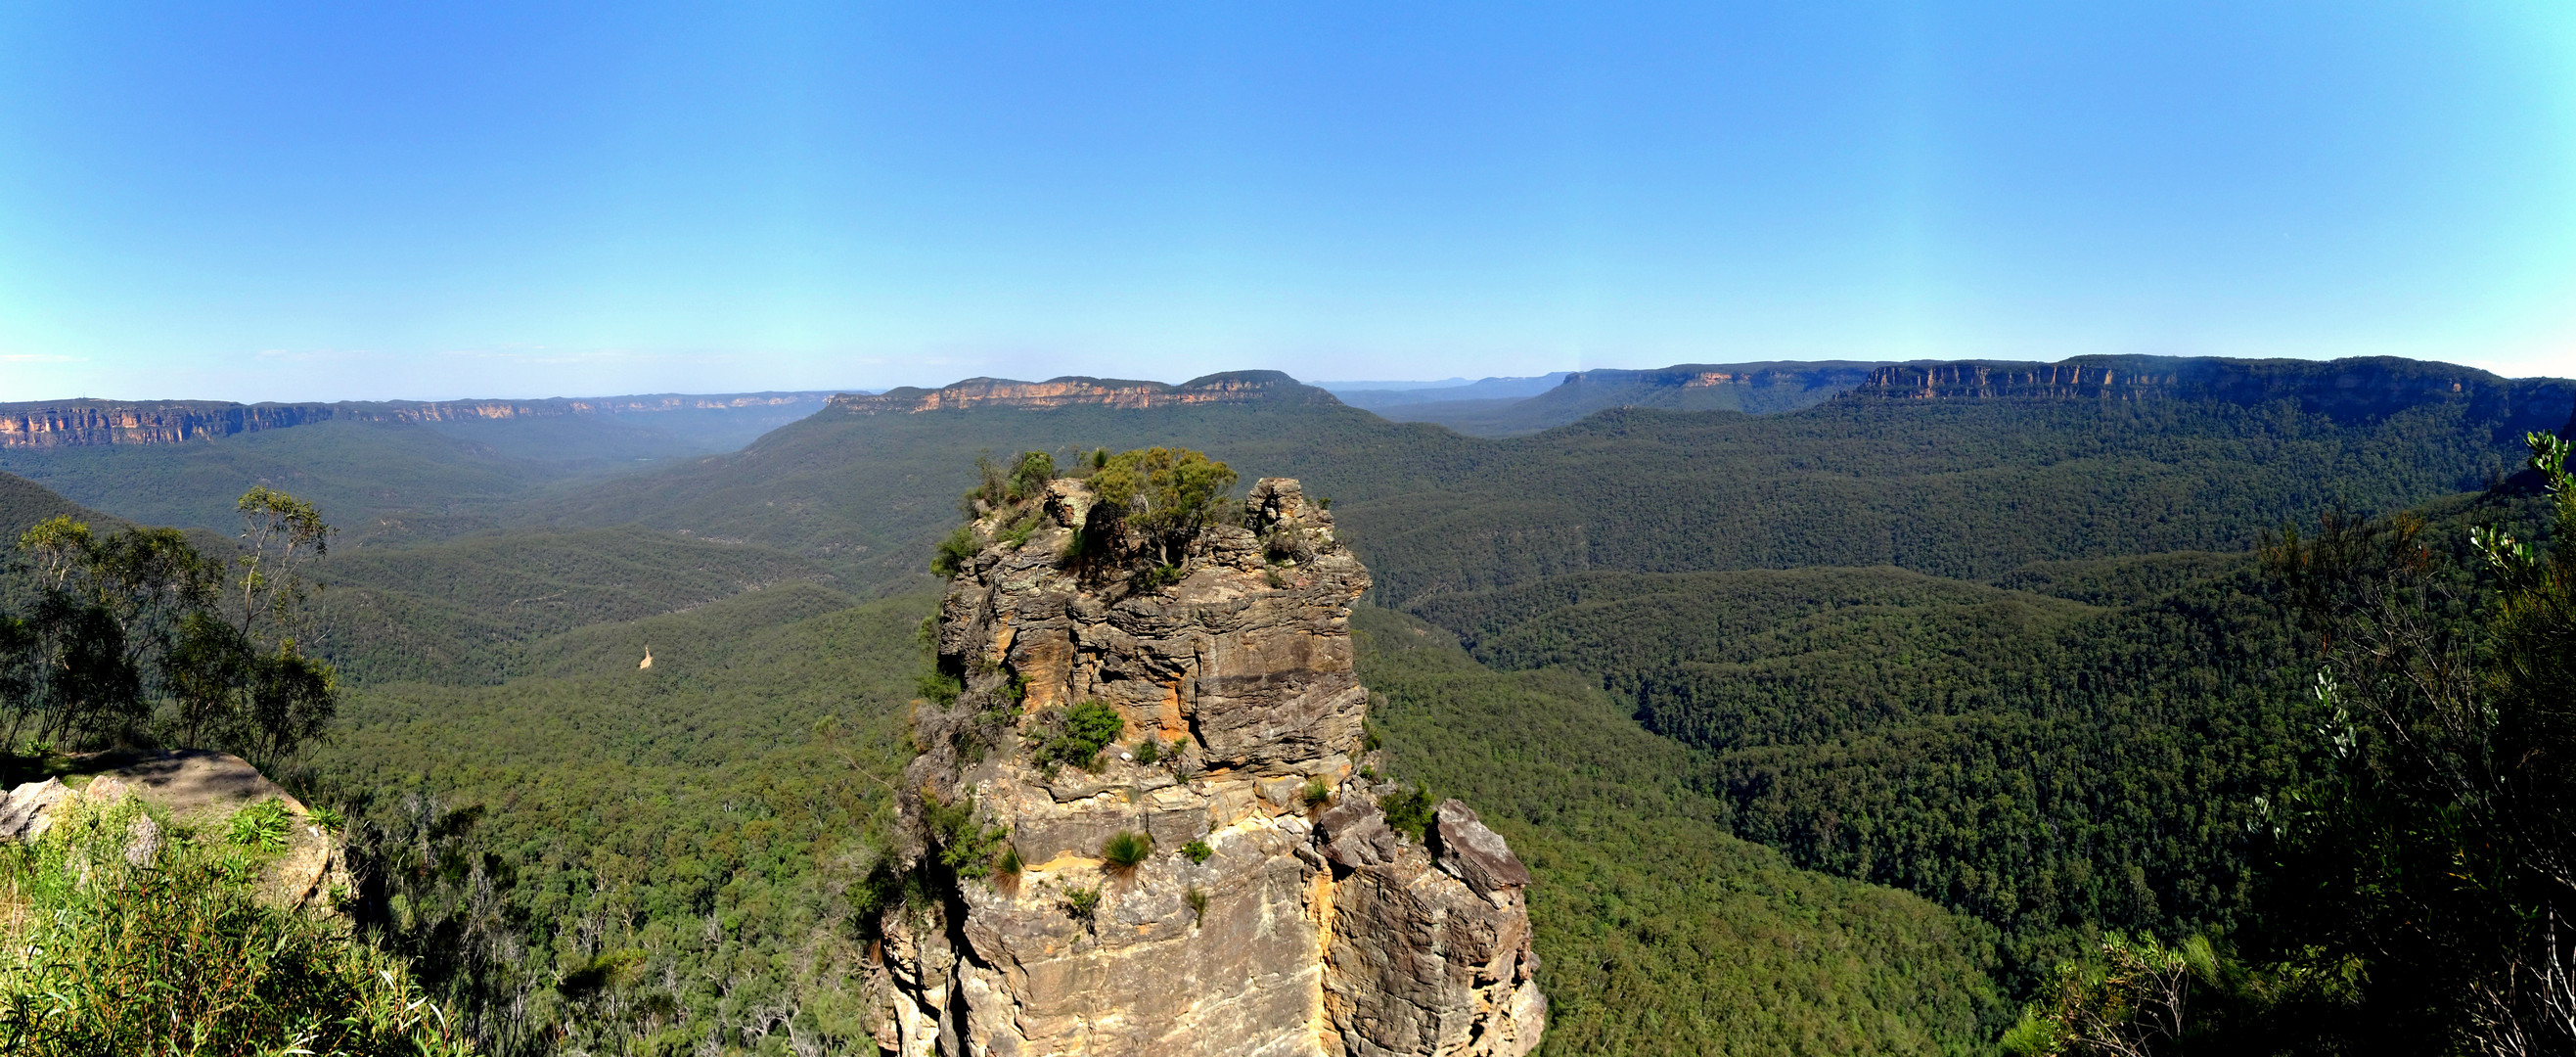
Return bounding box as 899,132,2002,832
1363,361,1885,436
873,474,1543,1056
827,370,1338,416
1851,355,2576,437
0,391,834,448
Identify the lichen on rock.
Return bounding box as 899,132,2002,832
873,473,1544,1057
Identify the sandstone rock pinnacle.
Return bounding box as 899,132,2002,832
872,476,1544,1057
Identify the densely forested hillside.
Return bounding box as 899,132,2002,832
306,528,845,685
0,471,115,537
1400,488,2553,994
296,576,2035,1056
0,400,830,548
1353,606,2010,1054
517,357,2572,609
303,589,931,1055
8,355,2567,1053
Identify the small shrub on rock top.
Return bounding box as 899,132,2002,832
1182,840,1213,865
930,527,979,578
1186,885,1209,926
1300,778,1332,809
1378,783,1434,843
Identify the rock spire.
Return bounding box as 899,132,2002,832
872,476,1544,1057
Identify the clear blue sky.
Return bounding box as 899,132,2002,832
3,2,2572,401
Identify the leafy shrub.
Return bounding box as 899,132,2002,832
1035,701,1125,769
1062,886,1102,925
1378,783,1435,843
1100,830,1152,874
1182,840,1213,865
929,527,979,578
1089,447,1239,569
1006,451,1057,500
997,511,1044,549
916,670,963,707
924,791,1005,880
0,796,472,1055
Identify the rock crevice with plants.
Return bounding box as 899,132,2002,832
873,449,1544,1056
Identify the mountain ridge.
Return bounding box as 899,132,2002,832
825,369,1335,415
0,391,838,448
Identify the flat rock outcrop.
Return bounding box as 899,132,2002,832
0,750,347,910
873,477,1543,1057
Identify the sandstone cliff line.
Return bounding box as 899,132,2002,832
826,371,1336,417
0,392,833,447
1850,355,2576,436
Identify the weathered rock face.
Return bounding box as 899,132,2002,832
875,477,1543,1057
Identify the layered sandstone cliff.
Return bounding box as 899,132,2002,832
1849,355,2576,436
0,392,831,447
828,371,1337,417
873,477,1542,1057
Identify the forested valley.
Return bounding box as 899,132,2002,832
0,353,2569,1054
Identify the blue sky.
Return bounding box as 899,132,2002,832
2,2,2572,401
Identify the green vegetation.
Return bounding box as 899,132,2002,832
1,489,341,767
1062,885,1102,924
1181,840,1213,865
3,361,2559,1051
1353,606,2008,1055
2199,432,2576,1054
0,795,471,1056
926,790,1007,880
433,359,2569,614
225,796,295,851
1100,830,1152,873
1034,699,1125,769
0,404,825,549
1087,446,1239,567
1378,783,1433,842
305,592,931,1055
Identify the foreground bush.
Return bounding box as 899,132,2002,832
0,795,471,1056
